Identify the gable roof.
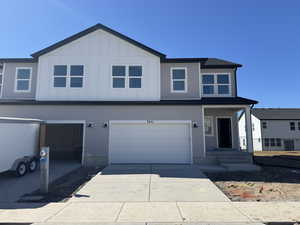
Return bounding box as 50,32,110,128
161,58,242,68
31,23,166,58
252,108,300,120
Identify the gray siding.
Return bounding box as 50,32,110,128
0,104,205,166
201,68,237,97
205,108,240,151
1,62,37,99
161,63,200,100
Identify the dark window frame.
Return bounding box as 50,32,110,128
290,122,295,131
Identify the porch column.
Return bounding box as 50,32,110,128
245,106,254,153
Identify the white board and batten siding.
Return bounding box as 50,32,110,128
109,120,192,164
0,120,40,173
36,29,161,101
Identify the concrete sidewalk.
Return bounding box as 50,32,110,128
0,202,299,223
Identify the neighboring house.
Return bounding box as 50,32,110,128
239,108,300,151
0,23,257,166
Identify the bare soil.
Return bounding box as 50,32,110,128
18,166,104,203
205,166,300,201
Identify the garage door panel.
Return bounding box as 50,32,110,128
109,121,191,164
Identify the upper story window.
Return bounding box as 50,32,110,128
171,67,187,92
70,65,84,88
15,67,32,92
54,65,84,88
298,122,300,131
262,121,267,129
0,63,3,96
290,122,295,131
112,65,142,88
202,73,231,96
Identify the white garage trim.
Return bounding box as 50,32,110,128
45,120,86,165
108,120,193,164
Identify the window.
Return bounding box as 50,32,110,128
171,68,186,92
252,123,255,131
70,65,84,88
112,66,125,88
262,121,267,129
202,74,214,94
15,67,32,92
202,73,231,95
54,65,67,87
0,63,3,96
112,65,142,88
53,65,84,88
129,66,142,88
276,138,281,147
290,122,295,131
270,138,275,147
204,116,213,136
264,138,269,147
298,122,300,131
242,138,246,146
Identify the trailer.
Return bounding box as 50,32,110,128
0,117,42,176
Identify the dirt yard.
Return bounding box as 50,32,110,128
206,166,300,201
254,151,300,169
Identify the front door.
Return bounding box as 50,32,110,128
217,118,232,148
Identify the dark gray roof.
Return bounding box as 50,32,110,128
252,108,300,120
0,97,257,105
31,23,166,58
1,24,242,69
161,58,242,68
0,58,37,63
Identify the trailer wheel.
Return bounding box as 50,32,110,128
15,162,27,177
28,158,38,172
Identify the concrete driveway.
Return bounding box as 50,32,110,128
71,164,230,202
0,160,81,202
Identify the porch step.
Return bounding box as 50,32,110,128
206,151,253,164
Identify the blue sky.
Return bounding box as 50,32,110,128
1,0,300,107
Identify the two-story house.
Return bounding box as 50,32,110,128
239,108,300,151
0,23,257,166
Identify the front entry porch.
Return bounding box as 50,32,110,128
202,105,255,167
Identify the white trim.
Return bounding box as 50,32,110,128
14,67,32,93
204,116,214,136
111,64,143,89
45,120,86,165
216,116,234,149
108,120,193,164
198,62,202,98
0,63,5,97
201,73,232,97
170,67,187,93
201,106,206,158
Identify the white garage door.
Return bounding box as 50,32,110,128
109,121,192,164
